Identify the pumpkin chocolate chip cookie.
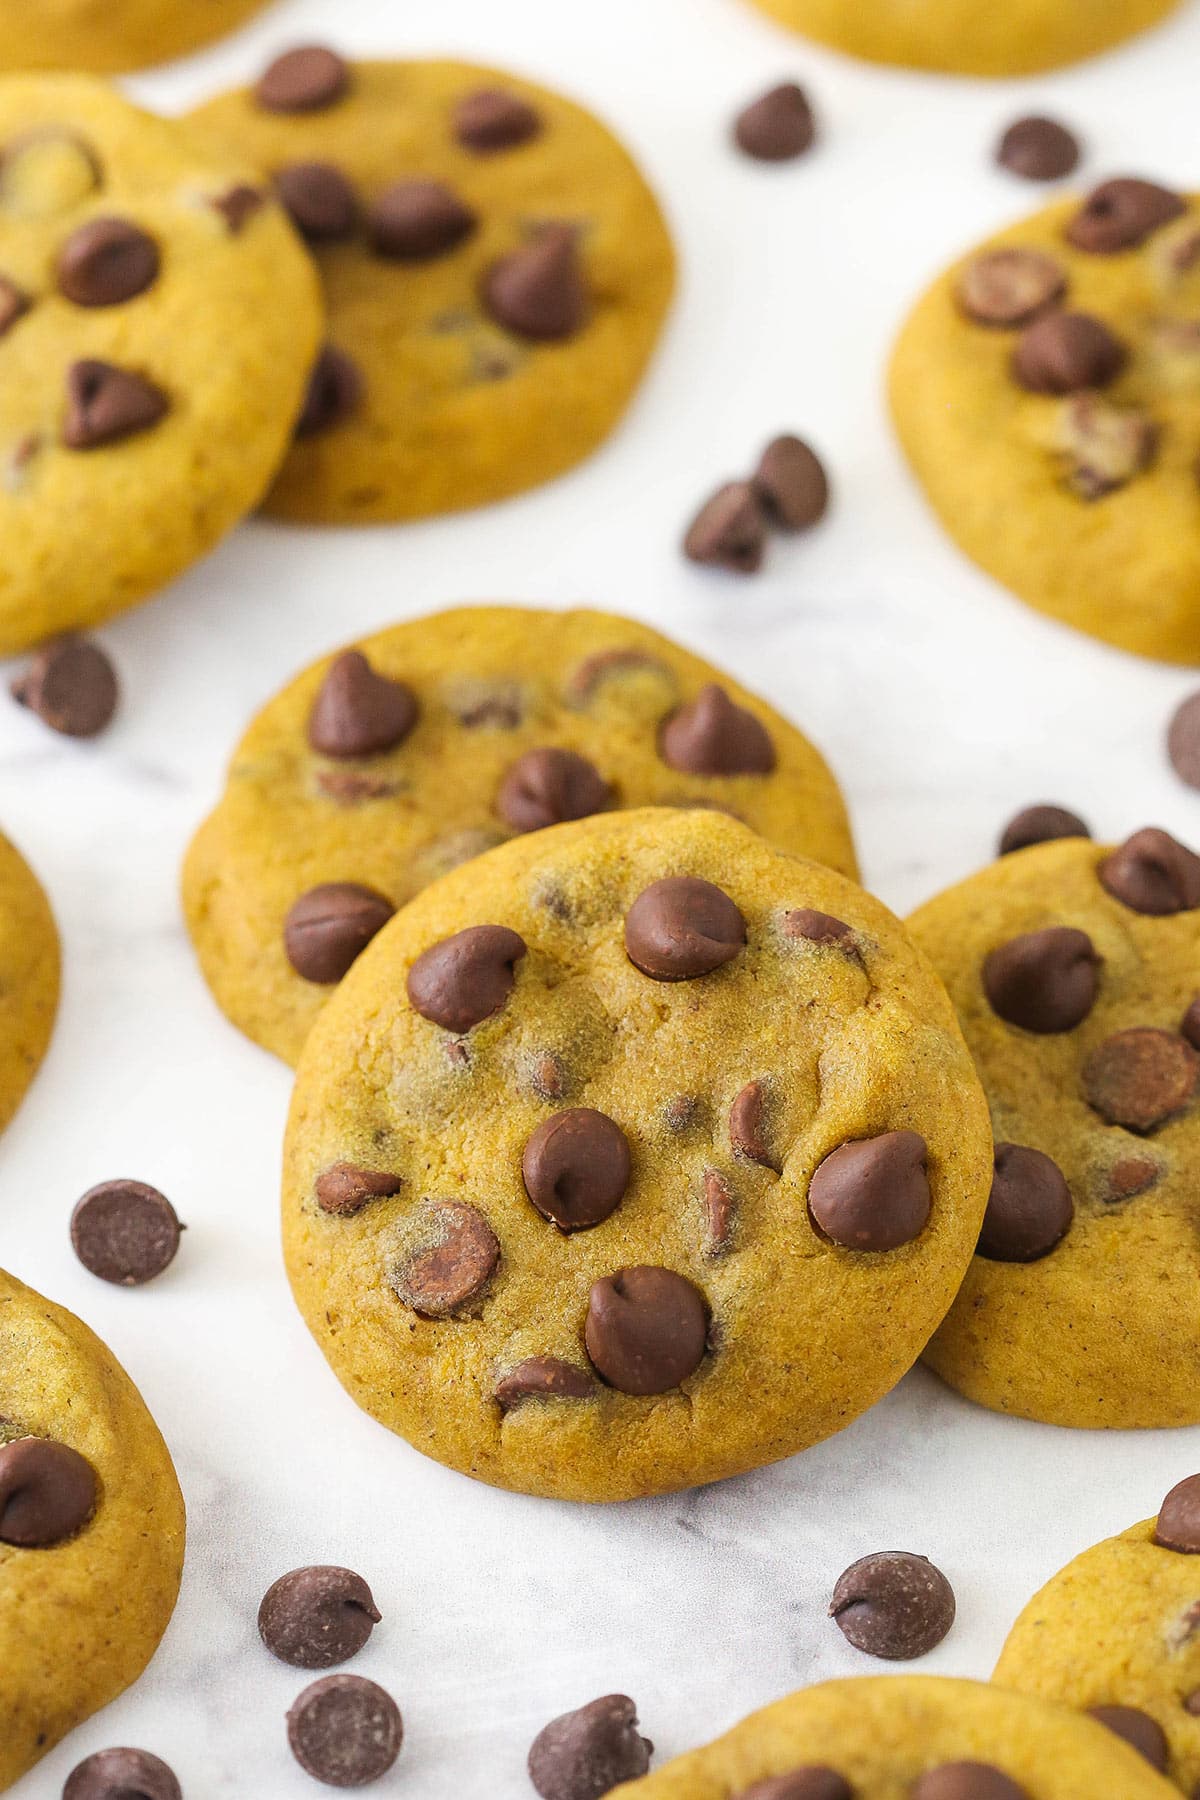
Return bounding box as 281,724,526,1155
186,52,675,523
0,75,321,654
0,0,268,74
281,806,991,1502
0,827,57,1136
891,177,1200,664
907,828,1200,1427
183,605,857,1065
0,1265,185,1791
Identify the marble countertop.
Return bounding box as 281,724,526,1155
5,0,1200,1791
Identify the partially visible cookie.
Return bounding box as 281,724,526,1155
0,0,267,73
0,827,57,1134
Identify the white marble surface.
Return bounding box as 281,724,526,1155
5,0,1200,1791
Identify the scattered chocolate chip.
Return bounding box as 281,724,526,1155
259,1566,381,1670
62,359,168,450
0,1436,97,1546
276,162,357,242
624,875,747,981
1168,692,1200,791
393,1201,499,1317
0,273,28,336
982,926,1100,1033
996,116,1080,181
738,1773,853,1800
10,633,118,737
752,434,829,529
1011,311,1126,394
497,748,610,832
703,1167,736,1256
729,1080,780,1171
1058,395,1158,499
63,1748,182,1800
585,1266,708,1394
406,924,526,1031
1157,1474,1200,1551
1082,1028,1198,1132
284,883,394,984
1086,1706,1168,1770
482,225,586,341
369,178,477,261
529,1695,652,1800
212,183,264,233
496,1357,595,1412
1067,177,1186,254
808,1131,931,1252
733,83,816,162
910,1767,1028,1800
782,908,857,949
315,1164,402,1218
295,345,363,438
287,1673,402,1787
998,804,1090,855
683,481,768,573
56,217,158,308
523,1109,632,1232
1100,827,1200,914
308,649,418,758
660,684,775,776
1106,1153,1163,1201
1183,997,1200,1050
956,248,1067,328
454,88,541,153
830,1551,955,1660
977,1144,1072,1262
70,1179,182,1285
257,45,349,113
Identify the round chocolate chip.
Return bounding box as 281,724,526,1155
977,1145,1073,1263
956,248,1067,328
529,1695,652,1800
1100,827,1200,914
259,1566,381,1669
585,1267,708,1394
482,225,586,341
295,345,363,438
392,1201,499,1317
63,359,168,449
682,481,768,573
10,633,118,737
286,1674,402,1787
522,1109,632,1232
368,178,477,261
996,116,1080,181
0,1436,97,1547
808,1131,931,1252
752,434,829,529
624,875,747,981
1086,1706,1168,1771
1011,311,1126,394
660,685,776,776
783,908,856,949
1156,1473,1200,1551
64,1747,182,1800
315,1164,403,1218
454,88,542,153
1168,692,1200,791
275,162,357,242
729,1080,780,1171
497,748,610,832
733,83,816,162
406,924,526,1031
998,804,1090,856
308,649,418,758
257,45,349,113
70,1179,182,1286
910,1767,1028,1800
1082,1028,1198,1133
57,217,158,308
495,1357,595,1413
1066,177,1186,254
982,926,1100,1033
284,883,395,984
830,1551,955,1660
738,1773,853,1800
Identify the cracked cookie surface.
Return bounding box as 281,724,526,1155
0,0,267,73
0,828,57,1136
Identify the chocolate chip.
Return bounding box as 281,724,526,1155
1082,1028,1198,1132
683,481,768,573
275,162,357,242
808,1130,931,1252
529,1695,652,1800
284,883,394,984
729,1080,780,1171
1100,827,1200,914
1185,1688,1200,1715
998,804,1090,855
295,345,363,438
585,1267,708,1394
977,1144,1072,1263
1168,693,1200,791
624,875,746,980
1086,1706,1168,1770
369,179,477,261
910,1767,1028,1800
212,183,264,233
565,647,675,706
454,88,541,153
495,1357,595,1412
665,1094,699,1133
1011,311,1126,394
956,249,1067,328
315,1164,403,1218
308,649,418,758
1067,177,1186,254
63,1748,182,1800
1184,997,1200,1050
497,748,610,832
982,926,1100,1033
752,434,829,529
1156,1474,1200,1551
996,116,1080,181
733,83,816,162
523,1109,632,1232
63,359,168,449
406,924,526,1031
287,1674,402,1787
392,1201,499,1317
56,217,158,307
703,1167,736,1256
1106,1153,1163,1201
830,1551,955,1659
738,1775,852,1800
70,1179,182,1285
0,1436,97,1546
660,684,775,776
482,225,586,341
0,273,28,336
783,908,857,949
257,45,349,113
259,1566,381,1669
10,633,118,737
1058,395,1158,500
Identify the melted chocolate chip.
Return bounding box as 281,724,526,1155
703,1167,737,1256
393,1201,499,1317
70,1179,182,1285
454,89,541,153
1011,311,1126,394
406,924,526,1031
782,908,857,949
830,1551,955,1659
1100,827,1200,914
212,183,264,233
528,1695,652,1800
733,83,816,162
977,1145,1073,1262
998,804,1090,855
369,179,477,261
1082,1028,1198,1132
738,1774,852,1800
257,45,349,113
523,1109,631,1231
62,360,168,449
497,748,610,832
996,116,1080,181
56,217,158,307
1169,692,1200,791
287,1674,403,1786
295,345,363,438
982,926,1100,1033
660,684,776,776
275,162,357,241
1086,1706,1168,1770
495,1357,595,1412
284,883,394,984
1156,1473,1200,1551
729,1080,780,1171
683,481,768,573
259,1566,381,1669
624,875,746,980
585,1266,708,1394
1067,178,1186,254
64,1748,181,1800
808,1131,931,1252
308,649,418,758
315,1164,403,1218
910,1767,1028,1800
753,434,829,529
11,634,118,737
956,249,1067,328
0,1436,97,1546
482,225,586,340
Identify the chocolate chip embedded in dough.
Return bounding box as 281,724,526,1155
275,162,358,242
522,1109,632,1232
369,179,477,261
683,481,768,573
257,45,350,113
976,1144,1073,1262
315,1164,403,1218
454,88,542,153
782,908,858,952
998,804,1090,856
482,225,587,341
982,926,1100,1033
295,345,363,438
585,1266,708,1394
1011,311,1126,394
703,1168,737,1257
830,1550,955,1659
308,649,418,758
497,747,610,832
62,360,168,449
808,1131,931,1252
737,1772,853,1800
286,1674,403,1786
910,1766,1029,1800
1100,827,1200,914
392,1201,499,1317
284,883,395,984
1066,177,1186,254
956,248,1067,327
1057,396,1157,500
258,1565,381,1669
1105,1153,1163,1202
624,875,746,980
660,684,776,776
495,1358,595,1413
729,1080,781,1172
528,1695,652,1800
1085,1706,1168,1771
1082,1028,1198,1133
212,183,264,233
56,217,159,307
406,924,526,1031
0,273,28,336
0,1436,97,1547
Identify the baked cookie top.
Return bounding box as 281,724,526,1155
908,828,1200,1427
0,827,58,1136
282,807,990,1503
0,75,322,653
183,605,858,1065
0,0,267,74
187,53,675,523
891,177,1200,664
0,1265,185,1790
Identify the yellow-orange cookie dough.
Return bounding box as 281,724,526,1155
0,828,57,1136
0,0,267,74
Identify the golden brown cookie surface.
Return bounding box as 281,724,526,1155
0,827,57,1136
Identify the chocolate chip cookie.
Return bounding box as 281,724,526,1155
186,53,675,522
892,178,1200,664
0,826,58,1135
281,806,990,1502
0,75,321,653
183,605,858,1065
0,1,267,73
0,1264,185,1790
907,828,1200,1427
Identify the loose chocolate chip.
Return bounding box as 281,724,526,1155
63,359,168,450
1011,311,1126,394
660,684,776,776
703,1167,736,1256
308,649,418,758
982,926,1100,1033
296,345,363,438
683,481,768,573
830,1551,955,1659
392,1201,499,1317
1184,997,1200,1050
729,1080,780,1171
733,83,816,162
1058,395,1158,500
275,162,357,242
996,116,1080,181
284,883,394,984
257,45,349,113
1067,177,1186,254
70,1179,182,1285
624,875,747,980
738,1774,852,1800
977,1145,1072,1262
910,1767,1028,1800
63,1748,182,1800
956,248,1067,328
1100,827,1200,914
752,434,829,529
10,633,118,737
522,1109,632,1231
0,273,28,336
496,1357,595,1412
315,1164,403,1218
808,1131,931,1252
56,217,158,307
454,88,541,153
783,908,857,949
212,183,264,233
1082,1028,1198,1133
0,1436,97,1546
259,1566,381,1670
529,1695,652,1800
1086,1706,1168,1770
287,1673,402,1787
497,748,610,832
585,1266,708,1394
369,179,477,261
1157,1474,1200,1551
406,924,526,1031
1168,692,1200,791
998,804,1090,855
482,225,586,341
